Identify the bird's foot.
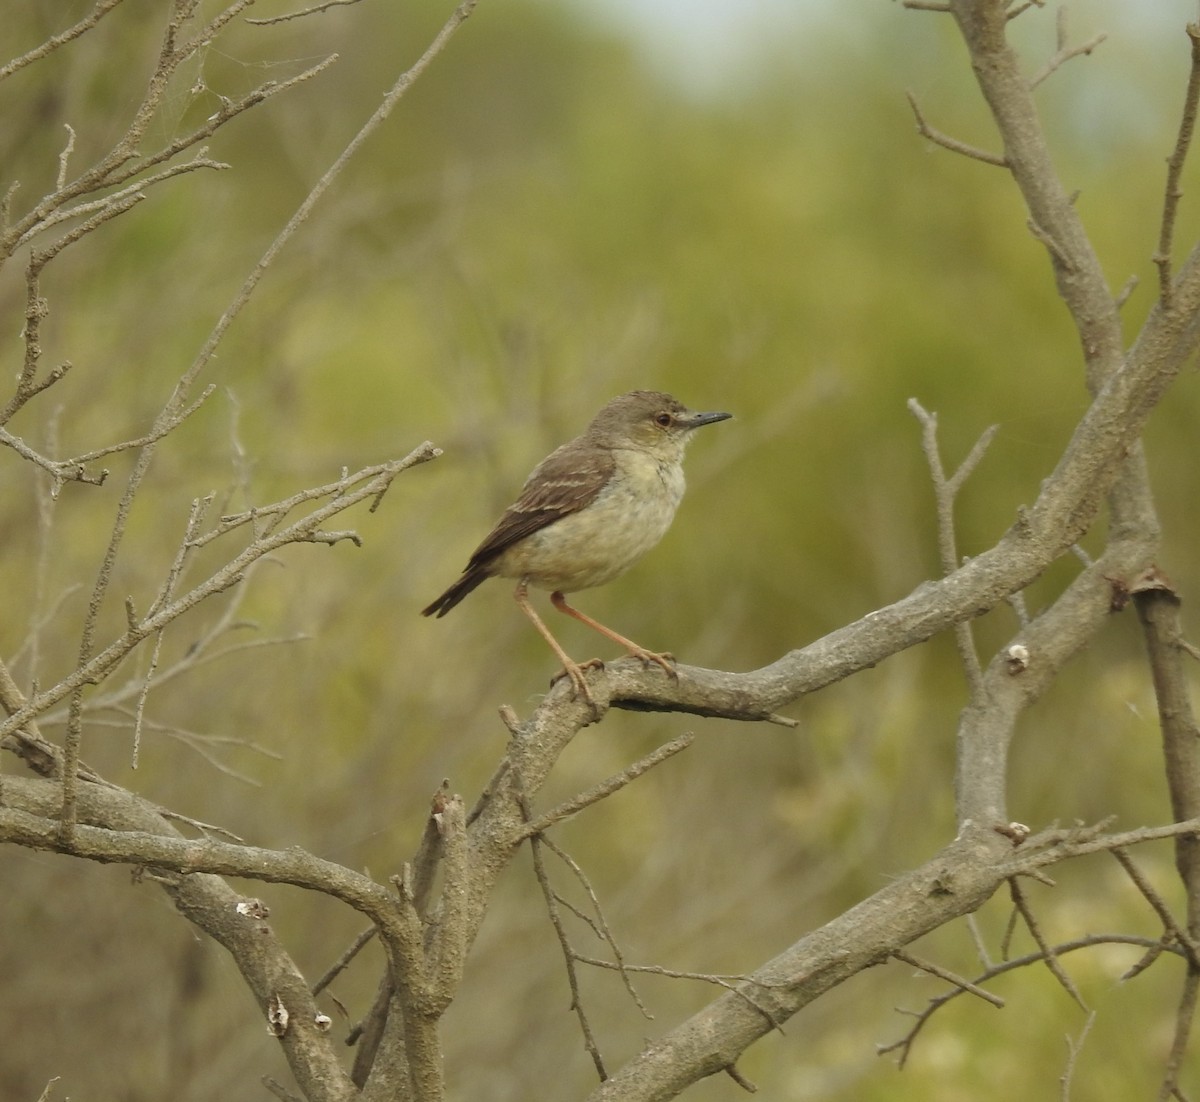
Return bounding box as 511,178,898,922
627,648,678,679
549,658,605,705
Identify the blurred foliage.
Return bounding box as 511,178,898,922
1,0,1199,1099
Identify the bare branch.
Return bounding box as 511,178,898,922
20,153,229,257
0,0,127,82
1159,970,1200,1102
905,91,1008,166
947,0,1125,384
1059,1010,1097,1102
513,733,694,838
908,398,998,694
1155,23,1200,310
0,445,441,751
55,125,77,191
723,1063,757,1093
261,1077,304,1102
426,794,469,1008
1006,0,1046,21
0,427,107,490
523,810,607,1080
1135,583,1200,928
1027,8,1106,90
1116,273,1140,309
245,0,365,24
0,778,406,931
1111,848,1200,969
3,384,216,490
312,925,378,997
892,948,1005,1008
881,934,1171,1068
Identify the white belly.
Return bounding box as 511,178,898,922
495,452,685,593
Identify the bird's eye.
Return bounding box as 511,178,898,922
654,412,673,427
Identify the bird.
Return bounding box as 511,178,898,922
421,390,731,702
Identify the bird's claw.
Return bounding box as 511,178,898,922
629,648,678,679
549,659,604,707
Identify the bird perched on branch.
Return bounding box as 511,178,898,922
422,390,732,702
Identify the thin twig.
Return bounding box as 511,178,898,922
1028,8,1106,90
261,1075,303,1102
892,948,1005,1008
130,630,165,770
1161,969,1200,1102
906,91,1008,167
542,835,653,1020
1007,0,1046,20
0,446,440,751
0,0,126,82
1155,23,1200,310
1115,274,1139,309
1009,877,1088,1010
193,463,421,547
522,806,607,1079
908,399,997,695
571,959,787,1035
881,933,1173,1067
966,913,995,970
1111,848,1200,968
245,0,364,24
313,925,378,996
724,1063,757,1093
1060,1011,1097,1102
513,733,694,838
55,125,77,191
1122,938,1169,982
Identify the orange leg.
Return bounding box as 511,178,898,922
514,581,598,703
550,591,677,679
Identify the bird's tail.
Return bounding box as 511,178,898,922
420,564,492,618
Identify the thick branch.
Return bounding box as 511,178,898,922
1135,579,1200,930
0,780,402,927
0,776,357,1102
948,1,1123,386
584,819,1200,1101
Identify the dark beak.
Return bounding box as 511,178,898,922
682,409,733,429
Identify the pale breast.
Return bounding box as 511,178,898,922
494,450,686,593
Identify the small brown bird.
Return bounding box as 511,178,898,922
422,390,731,701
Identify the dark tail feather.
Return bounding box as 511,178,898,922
421,564,492,618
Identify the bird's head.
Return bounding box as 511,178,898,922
587,390,732,459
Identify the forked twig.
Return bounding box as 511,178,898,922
541,835,653,1021
908,399,999,693
1028,8,1106,90
1060,1011,1097,1102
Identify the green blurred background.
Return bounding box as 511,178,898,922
1,0,1198,1098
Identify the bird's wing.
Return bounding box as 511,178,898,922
465,441,614,569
